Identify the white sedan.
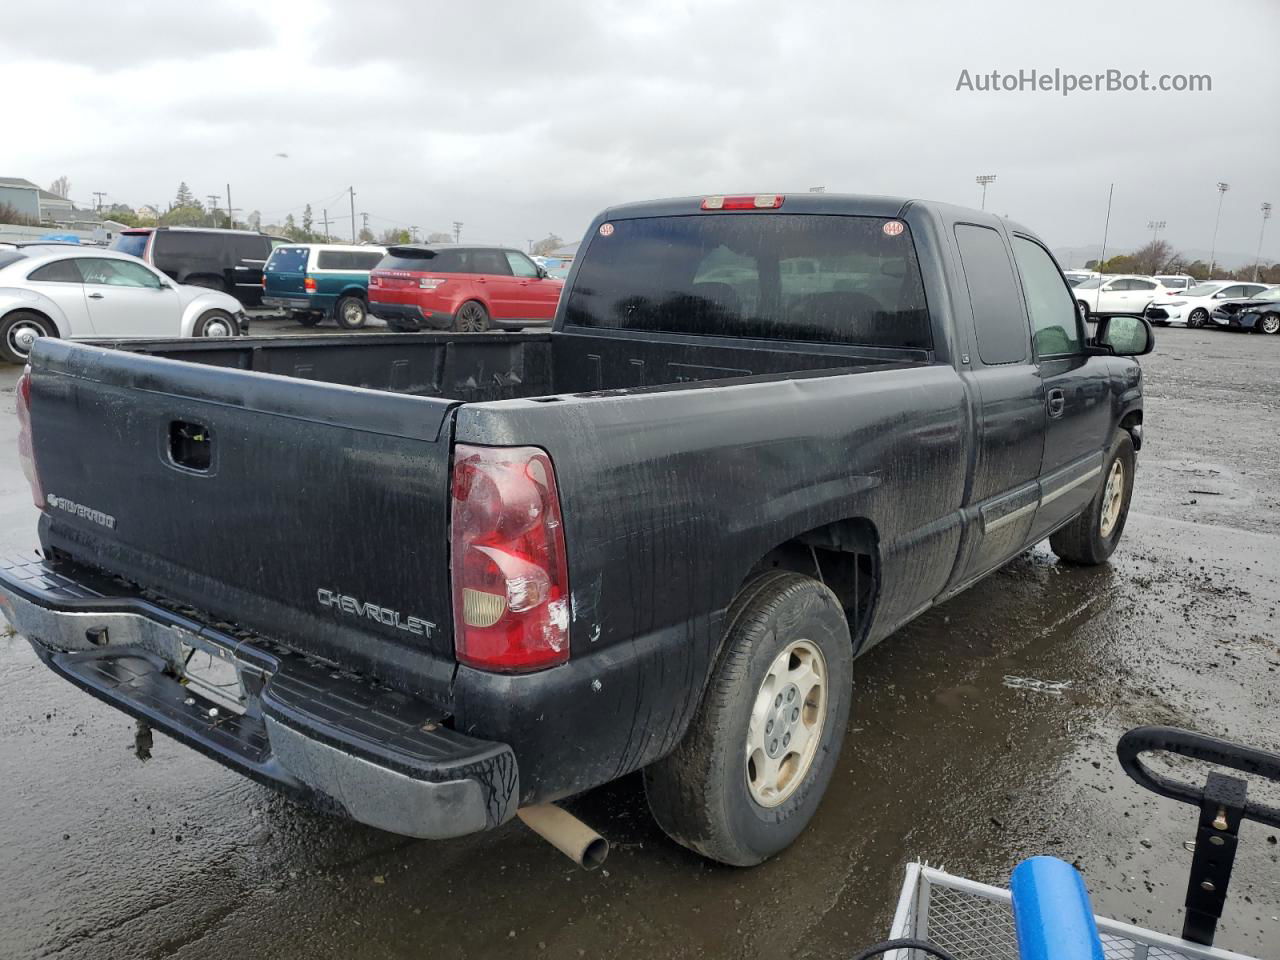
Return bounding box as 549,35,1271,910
0,245,246,363
1143,280,1272,328
1071,275,1167,320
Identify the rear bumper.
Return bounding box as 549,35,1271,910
368,301,453,330
0,551,518,839
262,296,315,312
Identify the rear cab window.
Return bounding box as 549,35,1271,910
315,250,386,271
267,247,309,273
375,248,469,274
564,213,932,348
952,224,1028,364
110,233,150,259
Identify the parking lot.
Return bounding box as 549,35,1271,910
1,325,1278,960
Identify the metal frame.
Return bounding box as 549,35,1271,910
888,863,1259,960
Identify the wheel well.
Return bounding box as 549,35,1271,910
339,287,366,300
745,518,880,651
3,308,61,337
1120,410,1142,450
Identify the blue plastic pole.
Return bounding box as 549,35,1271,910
1010,857,1105,960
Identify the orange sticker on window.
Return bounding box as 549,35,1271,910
599,223,614,236
883,220,905,237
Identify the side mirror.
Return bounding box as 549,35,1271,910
1097,315,1154,356
536,266,548,279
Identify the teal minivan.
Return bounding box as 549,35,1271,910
262,244,387,328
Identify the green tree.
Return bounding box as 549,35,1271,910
378,227,411,244
358,226,375,243
160,203,207,226
248,210,262,231
303,204,314,237
174,182,196,207
283,213,300,240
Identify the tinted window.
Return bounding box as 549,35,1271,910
153,231,223,262
316,250,349,270
1131,279,1157,291
110,233,149,258
1242,284,1267,296
954,224,1027,364
28,259,82,283
377,248,469,273
231,235,269,262
1012,237,1080,357
1074,277,1103,289
0,251,27,270
267,247,309,273
471,249,512,276
78,257,162,288
1218,285,1245,297
565,214,931,348
505,250,540,278
1186,284,1222,297
353,251,384,270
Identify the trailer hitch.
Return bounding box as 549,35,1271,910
1117,725,1280,947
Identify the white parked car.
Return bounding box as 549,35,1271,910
1063,270,1098,286
1071,275,1167,320
0,246,246,363
1153,274,1198,294
1143,280,1272,328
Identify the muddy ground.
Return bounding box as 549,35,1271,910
1,322,1278,960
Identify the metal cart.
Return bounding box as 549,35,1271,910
862,727,1280,960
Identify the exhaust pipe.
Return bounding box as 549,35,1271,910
517,804,609,869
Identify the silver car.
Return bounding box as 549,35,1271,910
0,245,247,364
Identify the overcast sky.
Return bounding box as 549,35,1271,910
5,0,1278,264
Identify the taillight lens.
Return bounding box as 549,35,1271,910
702,194,784,210
304,276,316,292
16,365,44,509
419,277,446,290
450,444,569,672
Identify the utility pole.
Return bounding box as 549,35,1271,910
322,208,331,242
1147,220,1166,245
360,212,369,240
226,183,234,229
1098,183,1115,273
411,226,419,242
1209,181,1230,278
92,191,107,211
348,186,356,243
453,221,463,243
975,174,996,211
206,194,221,228
1255,203,1273,282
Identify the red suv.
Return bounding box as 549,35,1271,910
368,245,564,332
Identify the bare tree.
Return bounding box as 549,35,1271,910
426,231,453,243
1131,239,1175,276
530,233,564,256
49,176,71,199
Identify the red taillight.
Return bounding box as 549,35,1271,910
16,365,44,509
701,194,784,210
304,276,316,293
450,444,569,672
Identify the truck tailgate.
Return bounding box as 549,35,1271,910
27,340,460,705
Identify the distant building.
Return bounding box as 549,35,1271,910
38,189,74,219
0,177,41,220
137,204,160,220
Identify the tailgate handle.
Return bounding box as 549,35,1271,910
169,420,213,472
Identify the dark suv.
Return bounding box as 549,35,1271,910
111,228,284,307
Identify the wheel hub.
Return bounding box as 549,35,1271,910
746,639,827,807
205,320,231,337
1100,459,1125,538
9,322,43,355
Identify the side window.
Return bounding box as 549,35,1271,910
470,249,512,276
354,251,384,270
1011,237,1081,357
28,259,83,283
505,251,540,278
1132,280,1157,291
954,224,1028,365
1218,285,1244,298
78,258,162,288
316,250,349,270
231,235,268,264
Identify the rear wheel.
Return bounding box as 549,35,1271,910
1259,313,1280,335
453,300,490,333
1,311,54,364
1049,431,1135,566
643,571,853,866
334,295,368,330
194,309,237,338
1187,308,1208,329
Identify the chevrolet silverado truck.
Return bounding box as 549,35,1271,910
1,193,1152,866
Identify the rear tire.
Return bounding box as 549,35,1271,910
334,295,368,330
194,309,237,338
1,310,54,364
643,571,853,866
453,300,490,333
1049,431,1135,566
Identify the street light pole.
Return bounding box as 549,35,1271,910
1098,183,1115,273
975,174,996,211
1208,182,1229,278
1254,203,1273,282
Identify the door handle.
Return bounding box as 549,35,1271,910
1047,388,1066,418
87,292,104,299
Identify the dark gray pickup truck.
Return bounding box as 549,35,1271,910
2,193,1151,866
